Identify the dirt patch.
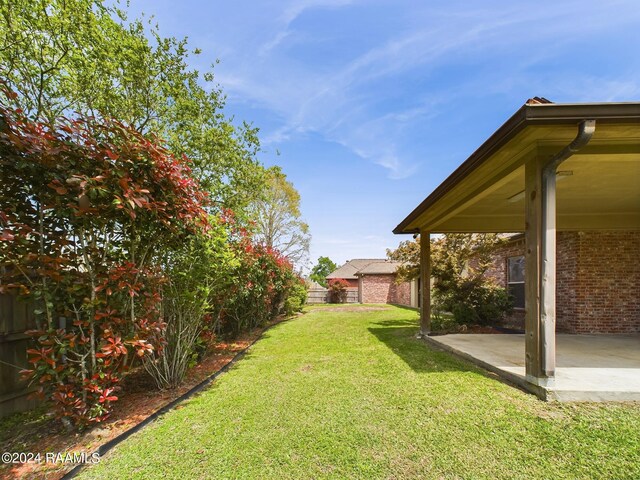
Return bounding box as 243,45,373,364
0,317,286,480
316,306,390,312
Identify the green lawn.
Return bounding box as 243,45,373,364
79,305,640,479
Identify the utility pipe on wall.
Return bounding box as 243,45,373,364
540,119,596,377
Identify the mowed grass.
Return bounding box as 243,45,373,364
79,305,640,479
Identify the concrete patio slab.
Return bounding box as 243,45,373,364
424,333,640,401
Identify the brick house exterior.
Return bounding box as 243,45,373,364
484,231,640,334
337,278,359,289
326,259,415,307
358,273,412,304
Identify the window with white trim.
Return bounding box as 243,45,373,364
507,256,525,309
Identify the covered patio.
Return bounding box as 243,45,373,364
394,99,640,401
425,333,640,401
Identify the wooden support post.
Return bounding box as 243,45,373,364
524,157,542,381
541,164,557,378
419,231,431,336
524,156,556,385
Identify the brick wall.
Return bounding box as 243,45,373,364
360,274,412,306
556,232,578,332
345,279,359,289
328,278,358,288
392,279,412,306
484,231,640,334
570,231,640,334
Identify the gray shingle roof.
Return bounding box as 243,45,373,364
356,261,402,275
326,259,401,279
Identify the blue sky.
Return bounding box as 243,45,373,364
127,0,640,269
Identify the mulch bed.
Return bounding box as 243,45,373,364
455,325,504,334
430,325,520,335
0,317,287,480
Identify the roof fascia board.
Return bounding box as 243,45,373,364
393,102,640,234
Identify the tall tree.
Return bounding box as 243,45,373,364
386,237,421,283
387,234,504,283
309,256,337,287
0,0,266,217
387,234,512,325
249,167,310,268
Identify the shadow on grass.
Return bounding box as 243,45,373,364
368,318,475,374
388,303,420,313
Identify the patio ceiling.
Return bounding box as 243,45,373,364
394,103,640,234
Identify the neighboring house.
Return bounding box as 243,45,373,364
326,259,417,307
483,232,640,334
326,259,372,289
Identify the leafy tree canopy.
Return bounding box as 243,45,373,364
309,256,337,287
387,234,512,325
0,0,265,217
387,234,505,284
249,166,311,269
386,238,421,283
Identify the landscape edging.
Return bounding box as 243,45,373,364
61,315,296,479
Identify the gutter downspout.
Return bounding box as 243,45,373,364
539,119,596,378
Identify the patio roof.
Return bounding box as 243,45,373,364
396,100,640,392
394,101,640,234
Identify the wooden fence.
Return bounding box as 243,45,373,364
0,293,39,418
306,288,328,304
307,287,359,304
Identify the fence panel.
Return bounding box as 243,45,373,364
345,288,359,303
306,287,359,304
0,293,39,418
307,288,328,304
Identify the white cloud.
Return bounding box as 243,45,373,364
260,0,358,56
261,125,293,146
280,0,357,26
259,30,293,57
209,0,640,179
